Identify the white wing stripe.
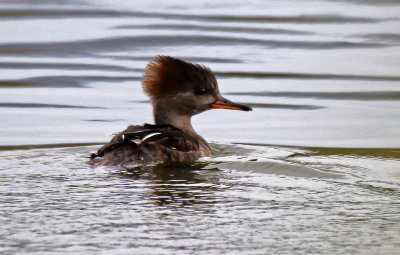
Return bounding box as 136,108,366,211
141,132,162,142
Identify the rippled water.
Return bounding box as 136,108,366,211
1,0,400,254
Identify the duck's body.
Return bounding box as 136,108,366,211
89,123,211,166
89,56,251,166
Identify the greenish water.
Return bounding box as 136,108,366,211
0,0,399,254
1,144,400,254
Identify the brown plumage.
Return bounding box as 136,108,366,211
89,56,251,167
89,124,210,166
142,55,216,99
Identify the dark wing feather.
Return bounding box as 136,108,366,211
89,124,202,166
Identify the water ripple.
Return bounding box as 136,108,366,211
356,32,400,43
0,103,105,109
100,55,243,64
210,14,384,23
0,75,139,88
115,24,312,35
0,9,387,24
248,103,324,110
216,71,400,81
0,35,385,57
228,91,400,101
0,62,137,72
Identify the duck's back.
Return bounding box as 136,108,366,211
89,124,212,166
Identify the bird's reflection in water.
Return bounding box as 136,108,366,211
117,162,225,207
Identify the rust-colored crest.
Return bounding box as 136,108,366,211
142,55,213,99
142,56,188,98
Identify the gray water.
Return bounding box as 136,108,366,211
1,0,400,254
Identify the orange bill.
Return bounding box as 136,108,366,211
210,99,252,111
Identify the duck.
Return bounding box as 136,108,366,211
89,55,251,166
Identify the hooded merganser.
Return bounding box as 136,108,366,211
89,56,252,166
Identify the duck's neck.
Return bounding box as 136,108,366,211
152,99,212,156
152,102,197,137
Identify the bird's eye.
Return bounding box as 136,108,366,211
195,87,207,95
